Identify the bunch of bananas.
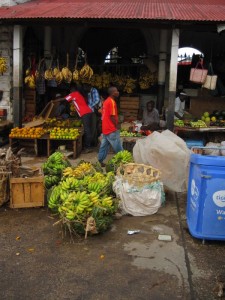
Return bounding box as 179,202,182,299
79,63,94,80
0,56,7,75
106,150,134,173
44,175,61,189
42,152,71,177
123,77,137,94
47,159,117,236
73,69,79,82
44,68,54,80
55,70,64,85
63,162,95,179
24,70,36,89
61,66,72,83
139,70,157,90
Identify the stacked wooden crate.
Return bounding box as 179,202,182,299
119,96,140,121
24,89,36,116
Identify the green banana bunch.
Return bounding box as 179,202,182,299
44,175,61,189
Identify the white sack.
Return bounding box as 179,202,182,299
133,130,191,192
204,142,221,156
113,177,163,216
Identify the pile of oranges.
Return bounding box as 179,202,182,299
9,127,47,138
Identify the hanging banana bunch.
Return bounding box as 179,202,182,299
0,54,7,75
55,59,63,85
61,53,72,83
24,57,36,89
79,55,94,82
72,52,79,82
123,76,137,94
35,58,45,80
44,57,54,81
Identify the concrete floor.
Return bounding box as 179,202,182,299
0,150,225,299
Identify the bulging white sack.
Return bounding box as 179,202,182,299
133,130,191,192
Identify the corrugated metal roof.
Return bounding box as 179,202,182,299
0,0,225,22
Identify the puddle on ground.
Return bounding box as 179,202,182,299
124,225,187,287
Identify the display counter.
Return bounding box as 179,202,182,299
9,131,83,159
174,126,225,144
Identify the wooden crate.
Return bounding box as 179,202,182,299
119,96,140,121
10,176,45,208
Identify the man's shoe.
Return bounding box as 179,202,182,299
98,161,105,167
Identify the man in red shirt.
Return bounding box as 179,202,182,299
98,86,123,166
65,86,94,153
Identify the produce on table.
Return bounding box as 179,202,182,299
174,120,185,127
47,160,117,236
49,127,79,139
190,120,207,128
9,127,47,138
120,130,142,137
42,152,71,189
105,150,134,173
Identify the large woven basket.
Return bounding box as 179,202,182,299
116,163,161,187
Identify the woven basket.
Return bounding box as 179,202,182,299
116,163,161,186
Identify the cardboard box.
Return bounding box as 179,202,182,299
10,176,45,208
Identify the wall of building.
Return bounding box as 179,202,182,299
0,26,13,121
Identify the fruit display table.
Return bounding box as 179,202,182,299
174,126,225,144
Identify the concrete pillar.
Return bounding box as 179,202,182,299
167,29,180,131
157,29,168,114
13,25,23,127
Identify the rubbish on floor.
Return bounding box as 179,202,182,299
158,234,172,241
127,230,140,235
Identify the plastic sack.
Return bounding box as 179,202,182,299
204,142,221,156
113,177,164,216
221,141,225,156
133,130,191,192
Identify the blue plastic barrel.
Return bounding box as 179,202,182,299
187,153,225,241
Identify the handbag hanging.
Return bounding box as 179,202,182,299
202,63,218,90
189,60,208,84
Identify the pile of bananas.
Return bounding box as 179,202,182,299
123,77,137,94
47,161,117,236
79,63,94,80
0,56,7,75
42,152,71,189
139,70,157,90
63,162,95,179
106,150,134,173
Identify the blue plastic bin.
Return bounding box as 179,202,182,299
185,139,204,149
187,153,225,241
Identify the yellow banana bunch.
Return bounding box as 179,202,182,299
53,67,60,77
55,71,63,85
123,77,136,94
44,68,53,80
61,66,72,83
79,64,94,80
24,74,36,89
101,196,113,208
0,56,8,74
63,167,74,177
102,72,111,88
73,69,79,82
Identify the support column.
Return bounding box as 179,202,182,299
44,26,52,58
157,29,168,114
13,25,23,127
167,28,180,131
